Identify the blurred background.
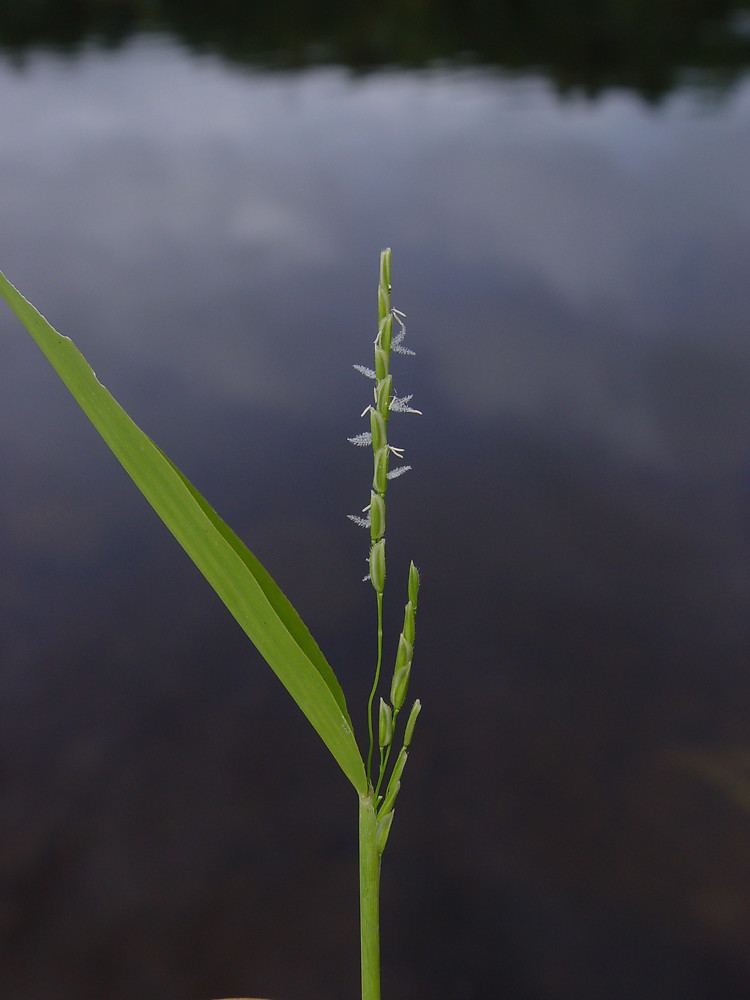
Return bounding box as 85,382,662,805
1,3,750,998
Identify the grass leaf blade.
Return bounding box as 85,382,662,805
0,271,367,794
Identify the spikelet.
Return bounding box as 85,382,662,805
403,699,421,748
369,492,385,542
390,665,410,711
402,601,416,645
380,778,400,816
378,698,393,749
373,447,389,493
369,539,386,594
408,561,420,610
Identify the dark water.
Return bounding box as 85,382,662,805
2,6,750,1000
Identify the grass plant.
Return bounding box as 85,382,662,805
0,249,422,1000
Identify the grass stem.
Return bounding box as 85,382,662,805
366,592,384,783
359,793,381,1000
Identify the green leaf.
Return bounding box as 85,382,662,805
0,271,367,795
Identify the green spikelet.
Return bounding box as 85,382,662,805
403,699,422,748
408,561,420,610
380,779,400,816
373,447,389,493
402,601,415,645
369,492,385,542
369,539,386,594
378,698,393,749
390,664,410,711
370,408,386,452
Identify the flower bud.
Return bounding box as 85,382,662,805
377,315,393,354
369,539,386,594
370,408,386,452
390,663,410,711
395,633,413,672
378,698,393,749
402,601,415,645
408,561,420,610
373,447,389,494
403,699,421,748
379,248,391,292
375,346,389,381
376,374,392,418
369,491,385,542
376,809,394,855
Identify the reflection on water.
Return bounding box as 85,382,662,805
1,0,750,99
1,24,750,1000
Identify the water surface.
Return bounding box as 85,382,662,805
2,26,750,1000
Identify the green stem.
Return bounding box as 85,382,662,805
359,793,381,1000
366,592,384,782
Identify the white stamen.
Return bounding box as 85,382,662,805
389,445,405,459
